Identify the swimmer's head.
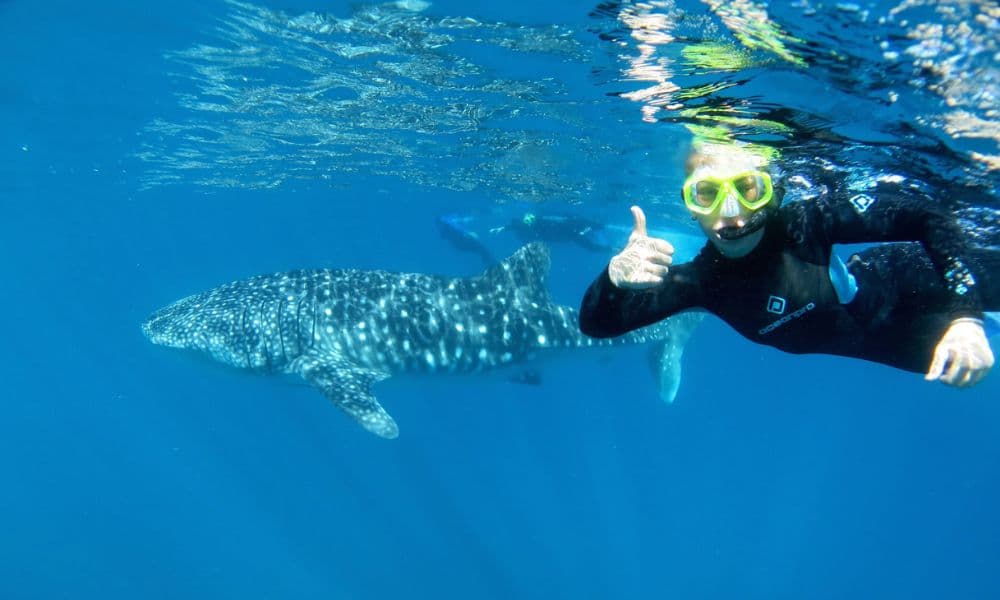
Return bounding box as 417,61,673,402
682,141,779,257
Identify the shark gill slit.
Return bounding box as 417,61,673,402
310,292,318,350
259,298,274,373
277,297,288,364
240,304,252,370
297,286,314,355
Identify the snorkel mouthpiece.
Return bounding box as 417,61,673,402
716,206,771,240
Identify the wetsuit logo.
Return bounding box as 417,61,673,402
849,194,875,214
759,302,817,336
766,295,786,314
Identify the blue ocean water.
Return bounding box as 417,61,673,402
2,0,999,598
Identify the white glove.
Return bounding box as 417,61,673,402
925,318,994,387
608,206,674,289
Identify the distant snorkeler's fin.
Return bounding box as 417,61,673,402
436,214,497,268
648,312,704,404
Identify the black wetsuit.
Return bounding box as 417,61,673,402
438,212,616,268
580,187,1000,373
513,215,614,253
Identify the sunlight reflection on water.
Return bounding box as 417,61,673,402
138,0,998,237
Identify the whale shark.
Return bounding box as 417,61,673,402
143,243,701,438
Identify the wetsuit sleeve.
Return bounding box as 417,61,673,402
800,189,982,319
579,262,701,338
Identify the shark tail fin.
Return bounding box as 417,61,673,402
647,312,704,404
481,242,553,302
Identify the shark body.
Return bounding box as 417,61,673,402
143,243,700,438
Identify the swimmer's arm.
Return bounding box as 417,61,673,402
807,193,984,319
579,262,701,338
791,192,991,386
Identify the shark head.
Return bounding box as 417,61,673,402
142,296,199,349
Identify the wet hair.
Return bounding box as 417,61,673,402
683,140,771,175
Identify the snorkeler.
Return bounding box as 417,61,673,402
506,212,616,253
579,142,998,387
437,210,616,267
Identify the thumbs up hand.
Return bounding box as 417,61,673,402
608,206,675,289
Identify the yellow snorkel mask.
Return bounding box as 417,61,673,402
682,170,774,215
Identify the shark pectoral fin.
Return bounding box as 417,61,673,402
292,354,398,439
649,312,705,404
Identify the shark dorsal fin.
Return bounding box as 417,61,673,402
481,242,552,296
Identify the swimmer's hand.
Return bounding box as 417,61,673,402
608,206,674,289
925,318,994,387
